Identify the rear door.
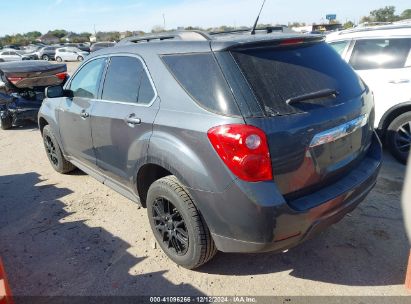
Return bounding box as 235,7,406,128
58,57,107,167
225,41,374,197
348,38,411,125
90,55,159,189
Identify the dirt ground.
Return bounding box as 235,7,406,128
0,61,410,297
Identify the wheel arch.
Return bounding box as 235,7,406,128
378,101,411,140
136,163,173,208
38,116,49,134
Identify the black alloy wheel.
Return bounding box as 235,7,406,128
152,197,189,256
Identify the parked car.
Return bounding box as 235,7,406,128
55,47,89,62
39,30,382,269
35,46,57,61
0,61,68,129
65,43,91,53
0,50,31,62
90,42,116,52
327,24,411,164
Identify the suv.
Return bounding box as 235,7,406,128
90,42,116,52
35,46,57,61
38,30,382,269
327,24,411,163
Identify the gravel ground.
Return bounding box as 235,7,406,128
0,61,410,297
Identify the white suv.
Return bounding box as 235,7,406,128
327,24,411,163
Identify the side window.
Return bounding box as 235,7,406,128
350,38,411,70
70,58,106,99
102,56,155,104
162,53,239,116
329,41,349,55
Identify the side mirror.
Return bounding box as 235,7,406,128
45,85,73,98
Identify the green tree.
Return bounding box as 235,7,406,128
370,6,399,22
49,29,68,39
400,9,411,20
343,21,355,29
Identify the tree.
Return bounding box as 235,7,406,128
48,29,68,39
369,6,399,22
343,21,355,29
401,9,411,20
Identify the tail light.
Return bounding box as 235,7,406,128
55,72,68,80
207,124,273,182
7,77,22,85
7,72,67,85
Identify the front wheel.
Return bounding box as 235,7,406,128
77,56,84,62
56,57,63,62
386,112,411,164
147,176,217,269
42,125,76,173
0,114,12,130
42,55,49,61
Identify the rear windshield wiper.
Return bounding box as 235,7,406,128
286,89,339,105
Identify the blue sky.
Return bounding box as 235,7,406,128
1,0,410,36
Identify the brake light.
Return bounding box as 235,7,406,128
7,77,22,85
55,72,68,80
279,38,305,46
207,124,273,182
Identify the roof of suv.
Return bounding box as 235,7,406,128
326,24,411,41
89,29,324,57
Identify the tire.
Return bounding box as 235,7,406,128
42,55,49,61
0,115,12,130
77,56,84,62
56,57,63,62
386,112,411,164
42,125,76,173
147,175,217,269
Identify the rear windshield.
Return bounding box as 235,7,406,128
231,42,365,115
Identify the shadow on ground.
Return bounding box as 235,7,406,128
0,172,203,297
199,157,408,287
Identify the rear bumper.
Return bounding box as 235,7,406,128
190,132,382,253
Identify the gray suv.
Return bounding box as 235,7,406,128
38,30,382,269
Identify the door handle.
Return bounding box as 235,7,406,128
125,114,141,126
80,110,89,119
389,79,410,84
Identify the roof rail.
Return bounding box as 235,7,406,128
209,26,284,36
117,30,211,45
338,23,411,35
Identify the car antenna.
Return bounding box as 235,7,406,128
251,0,267,35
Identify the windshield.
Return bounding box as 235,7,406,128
231,42,365,115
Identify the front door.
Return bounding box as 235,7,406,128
90,55,159,189
58,57,107,167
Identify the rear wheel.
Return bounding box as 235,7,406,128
386,112,411,164
42,55,49,61
56,56,63,62
42,125,76,173
77,56,84,62
0,115,12,130
147,176,217,269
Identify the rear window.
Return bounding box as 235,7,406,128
231,42,365,115
162,53,240,116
